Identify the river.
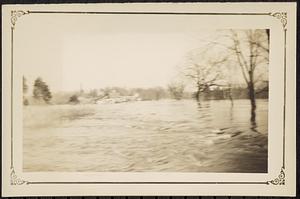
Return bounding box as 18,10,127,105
23,99,268,172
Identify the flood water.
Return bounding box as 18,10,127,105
23,99,268,173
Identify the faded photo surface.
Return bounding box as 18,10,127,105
21,15,269,172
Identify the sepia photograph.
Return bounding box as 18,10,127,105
21,14,269,173
1,3,296,197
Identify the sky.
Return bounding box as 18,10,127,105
61,32,204,91
15,14,267,93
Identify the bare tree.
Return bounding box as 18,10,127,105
168,82,185,100
184,50,227,101
228,30,269,111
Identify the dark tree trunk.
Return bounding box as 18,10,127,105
196,89,200,101
248,78,256,123
195,83,201,101
248,70,256,110
228,87,234,107
266,29,270,45
248,83,256,109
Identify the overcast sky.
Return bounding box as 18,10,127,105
61,32,206,91
15,14,266,92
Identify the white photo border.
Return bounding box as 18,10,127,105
8,10,287,186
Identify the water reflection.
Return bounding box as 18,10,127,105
196,101,212,124
196,100,211,110
229,103,234,122
250,105,258,133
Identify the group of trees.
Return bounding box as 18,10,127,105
165,29,269,122
23,77,52,105
169,30,269,112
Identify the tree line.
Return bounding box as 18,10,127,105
23,77,267,106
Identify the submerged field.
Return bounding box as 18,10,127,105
23,99,268,172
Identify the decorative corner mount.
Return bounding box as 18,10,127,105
10,167,28,185
269,12,287,29
267,167,285,185
11,10,29,29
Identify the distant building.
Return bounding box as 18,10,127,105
95,92,141,104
